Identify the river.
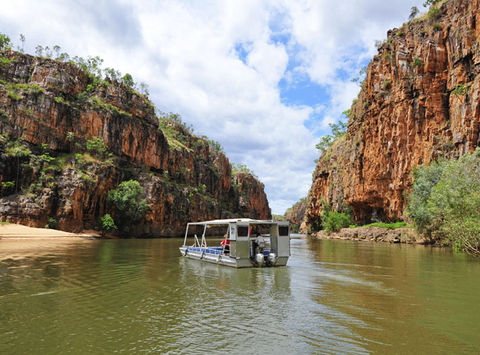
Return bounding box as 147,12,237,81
0,237,479,354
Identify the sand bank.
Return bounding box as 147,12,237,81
0,223,99,239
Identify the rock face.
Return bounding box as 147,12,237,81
284,198,307,231
0,51,271,236
312,226,421,245
304,0,480,230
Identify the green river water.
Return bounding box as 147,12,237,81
0,237,479,354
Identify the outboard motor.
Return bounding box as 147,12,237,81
255,253,265,265
267,252,276,265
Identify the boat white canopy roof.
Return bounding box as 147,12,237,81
187,218,288,226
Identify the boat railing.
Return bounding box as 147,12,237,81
192,234,200,247
191,234,208,248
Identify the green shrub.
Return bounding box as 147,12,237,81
207,139,223,153
0,57,11,66
413,57,423,69
86,137,107,156
54,96,66,104
320,201,352,234
121,73,135,88
382,53,393,62
409,6,419,21
7,90,21,101
423,0,440,6
1,181,15,189
99,214,117,235
451,83,470,97
315,113,348,154
0,33,11,50
322,211,352,234
45,217,58,229
407,149,480,256
406,159,445,236
427,149,480,255
5,140,31,193
428,7,441,21
383,80,392,90
232,163,257,178
432,23,442,31
108,180,147,233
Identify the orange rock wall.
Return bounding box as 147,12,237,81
304,0,480,229
0,52,271,236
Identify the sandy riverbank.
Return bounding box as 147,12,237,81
0,223,100,239
0,224,100,260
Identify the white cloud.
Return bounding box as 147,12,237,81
0,0,425,215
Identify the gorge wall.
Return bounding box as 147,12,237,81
0,50,270,236
284,198,307,232
303,0,480,231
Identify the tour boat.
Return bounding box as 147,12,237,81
179,218,290,268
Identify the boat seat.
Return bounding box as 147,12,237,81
186,247,223,255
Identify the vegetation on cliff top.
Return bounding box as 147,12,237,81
407,149,480,256
315,111,349,156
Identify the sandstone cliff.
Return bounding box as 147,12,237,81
284,198,307,232
0,50,271,236
304,0,480,231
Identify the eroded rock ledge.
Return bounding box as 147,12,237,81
312,227,425,245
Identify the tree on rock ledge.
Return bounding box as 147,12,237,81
108,180,147,235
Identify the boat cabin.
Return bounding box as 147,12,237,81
179,218,290,268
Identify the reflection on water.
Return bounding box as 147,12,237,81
0,238,480,353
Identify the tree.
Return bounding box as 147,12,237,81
427,149,480,255
232,163,256,177
5,141,31,193
99,214,117,236
108,180,148,233
35,45,44,57
423,0,440,7
66,131,75,153
121,73,135,88
406,160,445,236
52,45,61,59
409,6,419,20
139,82,149,96
0,33,11,51
315,135,334,154
19,34,25,53
407,149,480,256
315,112,349,154
104,67,121,81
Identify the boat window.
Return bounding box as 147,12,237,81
279,226,289,236
238,226,249,237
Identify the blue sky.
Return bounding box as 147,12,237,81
0,0,426,214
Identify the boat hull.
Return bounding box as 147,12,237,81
179,247,288,268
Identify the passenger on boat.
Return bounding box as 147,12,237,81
251,233,264,257
256,234,265,252
221,234,230,254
